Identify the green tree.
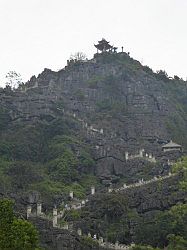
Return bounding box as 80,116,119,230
0,108,11,131
48,147,78,183
172,156,187,190
10,219,39,250
156,70,169,82
0,199,14,249
5,71,23,89
167,234,187,250
69,52,87,61
0,199,41,250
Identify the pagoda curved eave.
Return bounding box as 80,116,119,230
94,44,113,51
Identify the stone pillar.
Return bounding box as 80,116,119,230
152,156,156,162
149,153,152,159
88,232,91,237
131,242,135,248
62,223,68,230
91,186,95,195
53,208,58,227
69,191,74,199
26,205,32,219
59,209,65,218
99,237,104,244
139,149,144,157
37,203,42,216
125,152,129,161
81,200,86,206
115,241,119,249
77,228,82,236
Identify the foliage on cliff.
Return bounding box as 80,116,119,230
0,116,98,201
172,156,187,190
0,199,41,250
0,52,187,249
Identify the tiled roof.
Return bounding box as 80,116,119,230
162,141,181,148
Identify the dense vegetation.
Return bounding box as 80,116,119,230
0,115,98,202
72,197,187,249
0,52,187,249
0,199,41,250
133,157,187,249
65,157,187,249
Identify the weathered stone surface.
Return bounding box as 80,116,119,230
29,217,103,250
72,173,186,240
1,53,186,180
0,52,187,249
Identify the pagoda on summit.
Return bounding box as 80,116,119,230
94,38,113,53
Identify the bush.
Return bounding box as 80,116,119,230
0,199,41,250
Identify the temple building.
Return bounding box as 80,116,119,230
162,140,182,152
94,38,113,53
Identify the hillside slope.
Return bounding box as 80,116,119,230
0,51,187,249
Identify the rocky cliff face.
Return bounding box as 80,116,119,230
0,51,187,249
0,52,186,181
29,217,104,250
70,173,186,245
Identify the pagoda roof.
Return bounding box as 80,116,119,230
94,43,113,50
162,141,182,148
98,38,110,44
94,38,113,51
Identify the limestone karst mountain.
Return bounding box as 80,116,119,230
0,46,187,249
1,51,187,180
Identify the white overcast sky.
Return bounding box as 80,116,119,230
0,0,187,86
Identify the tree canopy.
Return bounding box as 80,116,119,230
5,71,23,90
0,199,41,250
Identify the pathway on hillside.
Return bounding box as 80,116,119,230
26,171,177,249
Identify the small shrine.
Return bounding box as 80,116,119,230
94,38,117,53
162,140,182,152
